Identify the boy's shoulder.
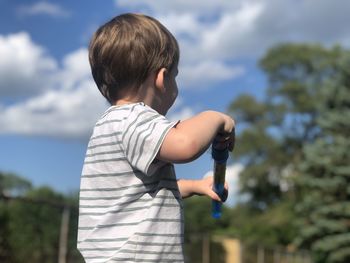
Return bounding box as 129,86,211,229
98,102,141,119
95,102,161,127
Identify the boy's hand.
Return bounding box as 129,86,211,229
214,114,235,151
178,176,228,202
196,176,228,202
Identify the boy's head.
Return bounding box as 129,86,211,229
89,13,180,104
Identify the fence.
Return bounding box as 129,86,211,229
0,194,312,263
0,193,83,263
185,235,312,263
239,244,312,263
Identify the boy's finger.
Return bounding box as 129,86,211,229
208,190,221,202
221,189,228,203
228,142,234,151
209,188,228,203
224,181,229,190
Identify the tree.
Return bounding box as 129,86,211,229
0,172,32,196
230,44,343,208
228,44,348,247
0,173,83,263
295,52,350,262
7,187,65,263
0,172,32,262
183,196,230,263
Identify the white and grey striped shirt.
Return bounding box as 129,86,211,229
77,102,184,263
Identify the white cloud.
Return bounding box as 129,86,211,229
113,2,255,87
117,0,350,61
165,96,196,122
0,31,202,140
157,13,203,39
168,107,195,122
17,1,71,18
0,83,105,139
116,0,239,15
200,2,264,59
0,32,57,97
204,163,244,207
58,48,92,90
179,61,245,89
0,45,107,139
4,0,350,139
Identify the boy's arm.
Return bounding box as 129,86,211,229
177,177,228,201
157,111,235,163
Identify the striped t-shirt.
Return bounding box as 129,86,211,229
77,102,184,263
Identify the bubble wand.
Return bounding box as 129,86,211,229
211,145,229,219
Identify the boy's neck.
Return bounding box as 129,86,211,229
115,98,140,106
114,73,164,114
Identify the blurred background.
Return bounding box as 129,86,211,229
0,0,349,262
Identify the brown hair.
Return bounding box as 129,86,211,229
89,13,180,104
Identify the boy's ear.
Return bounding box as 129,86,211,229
155,68,167,92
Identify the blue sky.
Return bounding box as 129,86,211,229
1,0,349,205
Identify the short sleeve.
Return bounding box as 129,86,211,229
121,104,177,175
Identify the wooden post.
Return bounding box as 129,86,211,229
257,246,265,263
58,206,70,263
202,234,210,263
273,248,281,263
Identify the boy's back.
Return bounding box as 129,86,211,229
78,102,184,262
77,13,235,263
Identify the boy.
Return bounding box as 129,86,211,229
78,13,235,263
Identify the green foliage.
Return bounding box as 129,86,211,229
0,172,33,262
0,173,83,263
183,196,229,263
7,187,64,263
0,172,32,196
295,53,350,263
230,44,345,208
226,200,298,247
0,201,14,262
184,196,230,236
230,94,289,208
228,43,350,260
